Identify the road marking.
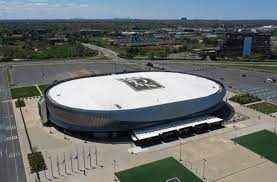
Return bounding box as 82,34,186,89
1,100,11,103
6,135,18,141
5,125,17,131
249,89,270,94
8,152,21,159
5,89,20,182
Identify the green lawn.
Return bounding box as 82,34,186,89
38,85,49,92
233,130,277,163
11,86,41,99
230,94,261,105
248,102,277,114
115,157,202,182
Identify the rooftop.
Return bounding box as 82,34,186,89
47,72,221,111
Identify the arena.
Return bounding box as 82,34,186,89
39,71,226,137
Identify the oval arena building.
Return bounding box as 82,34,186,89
39,71,226,133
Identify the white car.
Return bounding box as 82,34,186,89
265,78,276,83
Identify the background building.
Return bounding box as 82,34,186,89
221,33,272,58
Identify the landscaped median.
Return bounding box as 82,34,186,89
115,157,202,182
27,152,47,173
232,130,277,164
229,94,261,105
247,102,277,114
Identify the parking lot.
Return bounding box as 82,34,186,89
154,62,277,104
7,61,141,87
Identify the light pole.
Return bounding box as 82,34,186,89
64,152,67,174
70,152,74,173
49,154,54,178
234,125,238,144
83,147,86,175
202,159,207,180
45,151,54,179
179,142,182,161
95,146,98,166
57,154,60,176
76,148,80,171
89,147,92,168
113,160,117,181
274,117,277,133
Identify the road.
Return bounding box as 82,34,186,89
82,43,126,64
0,68,27,182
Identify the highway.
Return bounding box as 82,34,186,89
0,68,27,182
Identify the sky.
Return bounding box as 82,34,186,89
0,0,276,20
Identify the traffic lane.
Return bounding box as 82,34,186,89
0,101,26,182
0,70,27,182
7,100,26,182
0,91,16,181
0,68,6,88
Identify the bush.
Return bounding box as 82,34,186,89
230,94,261,105
28,152,47,173
15,99,25,108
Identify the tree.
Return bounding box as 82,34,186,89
148,52,155,60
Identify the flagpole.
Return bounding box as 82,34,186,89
64,152,67,174
83,147,86,175
49,154,54,179
70,152,73,173
77,148,80,171
89,147,92,168
57,154,60,176
95,146,98,166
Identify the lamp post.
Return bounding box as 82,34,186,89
273,117,277,134
113,160,117,181
83,147,86,175
64,152,67,174
202,159,207,180
234,125,238,144
57,154,60,176
70,152,74,173
76,148,80,171
179,142,182,161
95,146,98,166
89,147,92,168
49,154,54,178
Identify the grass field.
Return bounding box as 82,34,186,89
115,157,202,182
230,94,261,105
248,102,277,114
11,86,41,99
233,130,277,163
38,85,49,92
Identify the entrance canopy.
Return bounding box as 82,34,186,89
131,115,222,141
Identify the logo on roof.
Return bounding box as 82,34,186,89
119,77,165,91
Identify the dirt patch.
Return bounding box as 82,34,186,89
68,69,95,77
56,69,95,80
